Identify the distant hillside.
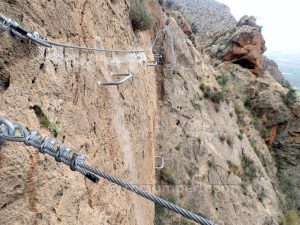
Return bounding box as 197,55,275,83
172,0,236,41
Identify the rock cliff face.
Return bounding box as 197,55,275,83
0,1,299,225
154,13,282,225
262,56,286,84
0,1,161,224
172,0,236,42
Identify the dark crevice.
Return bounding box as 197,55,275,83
233,59,256,70
0,74,10,92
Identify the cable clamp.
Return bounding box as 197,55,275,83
40,136,55,154
25,131,39,146
70,153,86,171
55,144,70,162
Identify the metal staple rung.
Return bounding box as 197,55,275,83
147,60,158,67
154,54,163,58
98,73,133,87
154,156,165,170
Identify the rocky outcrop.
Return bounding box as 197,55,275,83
263,56,287,84
205,16,266,75
172,0,236,42
170,11,196,46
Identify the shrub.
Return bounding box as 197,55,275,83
160,167,176,185
30,105,60,137
39,116,60,137
244,98,252,108
239,154,257,182
237,134,243,140
257,190,266,203
210,91,226,104
190,100,201,111
130,0,153,31
277,171,300,210
164,0,180,10
175,144,181,150
283,89,297,108
201,83,226,104
280,211,300,225
191,22,198,34
216,75,229,87
280,80,292,89
165,0,174,8
234,102,245,124
165,194,177,204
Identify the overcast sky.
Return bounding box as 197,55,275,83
216,0,300,53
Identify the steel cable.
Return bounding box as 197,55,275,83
0,118,217,225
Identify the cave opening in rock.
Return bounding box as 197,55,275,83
0,74,10,92
233,59,256,70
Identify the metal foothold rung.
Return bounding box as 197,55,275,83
154,54,163,59
98,73,133,87
147,60,158,67
154,156,165,170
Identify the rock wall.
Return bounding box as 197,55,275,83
1,1,299,225
172,0,236,42
154,12,282,225
0,0,162,224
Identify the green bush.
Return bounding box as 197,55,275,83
210,91,226,104
164,0,180,10
30,105,60,137
283,89,297,108
277,171,300,210
280,211,300,225
191,22,198,34
239,154,257,182
160,167,176,185
216,75,229,87
130,0,153,31
175,144,181,150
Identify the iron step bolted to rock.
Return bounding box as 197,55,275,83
0,117,217,225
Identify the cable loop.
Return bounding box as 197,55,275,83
2,18,11,30
0,118,16,136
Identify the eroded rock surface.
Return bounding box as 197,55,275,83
0,1,161,224
205,16,266,75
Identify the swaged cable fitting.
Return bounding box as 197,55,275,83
0,117,217,225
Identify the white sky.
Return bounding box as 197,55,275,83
216,0,300,53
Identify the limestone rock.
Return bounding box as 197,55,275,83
170,11,196,46
172,0,236,42
205,16,266,75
